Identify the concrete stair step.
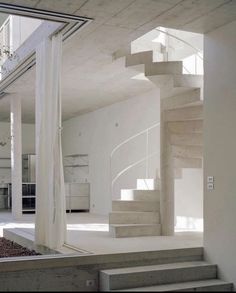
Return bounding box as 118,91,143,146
109,224,161,238
174,168,183,179
112,46,131,61
174,157,202,169
163,88,201,110
172,145,203,159
131,40,163,57
145,61,182,76
136,178,160,190
126,51,153,67
167,120,203,134
173,74,203,88
112,200,160,212
169,133,202,146
161,86,199,100
121,189,160,201
165,105,203,122
109,211,160,225
148,74,203,90
100,261,217,291
113,279,233,292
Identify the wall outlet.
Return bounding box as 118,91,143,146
86,280,95,287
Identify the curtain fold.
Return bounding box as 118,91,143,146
35,33,66,249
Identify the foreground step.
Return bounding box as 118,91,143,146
110,224,161,238
120,189,160,201
113,279,233,292
109,212,159,225
112,200,160,212
100,261,217,291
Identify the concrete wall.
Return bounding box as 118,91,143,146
0,247,202,291
0,122,35,183
62,90,161,215
10,16,42,52
204,20,236,286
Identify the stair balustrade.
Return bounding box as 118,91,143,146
110,122,160,201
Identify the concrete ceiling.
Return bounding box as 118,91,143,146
0,0,236,123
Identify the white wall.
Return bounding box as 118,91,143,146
0,122,35,183
62,90,161,215
175,169,203,232
204,20,236,286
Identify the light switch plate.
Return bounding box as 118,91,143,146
207,176,214,183
207,183,214,190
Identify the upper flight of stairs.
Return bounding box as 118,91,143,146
110,48,203,237
99,247,233,291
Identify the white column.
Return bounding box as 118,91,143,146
10,96,22,219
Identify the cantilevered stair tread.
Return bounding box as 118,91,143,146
112,279,233,292
110,224,161,238
100,261,217,291
101,261,214,275
112,200,160,212
109,211,160,225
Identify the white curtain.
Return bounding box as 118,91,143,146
35,33,66,249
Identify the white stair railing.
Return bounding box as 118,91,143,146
154,27,203,75
110,122,160,200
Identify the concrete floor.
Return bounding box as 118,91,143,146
0,211,203,255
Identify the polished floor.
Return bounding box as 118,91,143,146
0,211,203,255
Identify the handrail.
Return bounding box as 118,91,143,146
155,27,203,60
111,122,160,158
111,152,158,187
110,122,160,199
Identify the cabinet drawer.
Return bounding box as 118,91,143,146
65,183,90,196
66,196,89,210
70,183,89,195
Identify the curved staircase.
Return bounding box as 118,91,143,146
109,47,203,237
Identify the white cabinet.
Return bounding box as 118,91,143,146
63,154,89,183
63,154,90,212
65,182,90,212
